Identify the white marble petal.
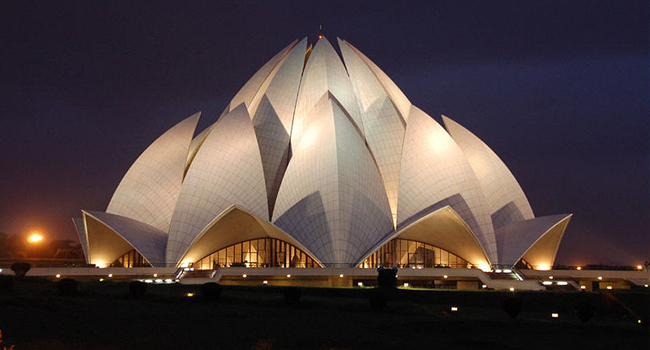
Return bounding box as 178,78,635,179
340,40,411,122
292,37,363,154
443,115,534,229
274,93,393,266
107,112,200,232
166,104,268,264
83,210,168,266
398,106,497,263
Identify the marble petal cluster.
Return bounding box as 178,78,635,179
74,38,571,270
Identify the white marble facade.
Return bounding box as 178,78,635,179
77,37,570,269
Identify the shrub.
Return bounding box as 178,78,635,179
502,295,523,319
11,262,31,278
284,287,302,305
368,289,387,311
0,275,14,293
129,281,147,298
575,301,595,323
56,278,78,296
200,282,222,301
377,267,397,289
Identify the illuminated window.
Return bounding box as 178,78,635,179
358,238,471,269
193,238,321,269
110,249,150,268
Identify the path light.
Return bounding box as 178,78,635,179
108,274,113,278
443,275,448,279
551,313,559,318
186,292,194,297
450,306,458,312
606,286,612,290
286,274,291,278
242,274,247,278
263,280,268,285
358,282,363,287
580,285,586,290
339,274,344,278
153,273,157,278
597,276,603,280
509,287,515,292
576,266,582,271
637,265,643,270
55,274,61,278
403,283,409,287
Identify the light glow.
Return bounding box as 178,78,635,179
443,275,448,279
576,266,582,270
153,274,157,277
509,287,515,292
55,274,61,278
242,274,247,278
580,285,586,289
450,306,458,312
263,280,268,285
556,281,568,286
551,313,559,318
28,233,43,243
637,265,643,270
542,281,552,286
108,274,113,278
286,274,291,278
536,265,552,271
339,274,344,278
481,284,487,289
597,276,603,280
186,292,194,297
503,269,512,273
606,286,612,290
358,282,363,287
403,283,409,287
478,264,491,272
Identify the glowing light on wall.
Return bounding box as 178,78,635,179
535,264,551,271
478,264,491,272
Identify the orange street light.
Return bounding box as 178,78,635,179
28,233,43,243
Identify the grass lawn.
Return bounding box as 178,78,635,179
0,278,648,349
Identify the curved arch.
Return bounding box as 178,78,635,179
178,205,323,268
356,206,491,271
193,237,320,269
82,210,167,267
495,214,572,269
359,238,471,269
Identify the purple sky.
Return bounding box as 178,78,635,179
1,1,648,266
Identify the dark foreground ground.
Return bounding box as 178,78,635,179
0,278,648,350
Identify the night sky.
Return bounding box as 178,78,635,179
1,1,647,266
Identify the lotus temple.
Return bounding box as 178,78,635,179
71,37,579,289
